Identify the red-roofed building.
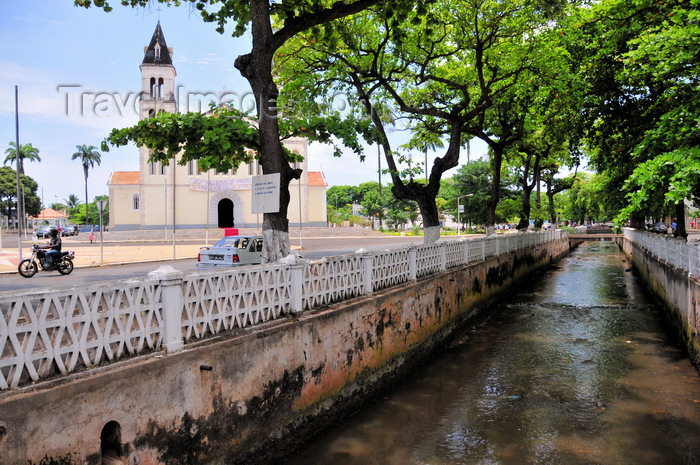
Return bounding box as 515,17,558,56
28,208,69,230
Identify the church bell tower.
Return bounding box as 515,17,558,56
139,21,177,120
137,22,179,228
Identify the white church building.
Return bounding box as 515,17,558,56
107,22,328,231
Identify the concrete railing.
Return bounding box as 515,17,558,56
623,228,700,278
0,229,566,391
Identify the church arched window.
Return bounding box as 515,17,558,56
148,109,155,118
132,193,140,211
158,78,164,99
150,77,156,98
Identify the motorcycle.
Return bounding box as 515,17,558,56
17,244,75,278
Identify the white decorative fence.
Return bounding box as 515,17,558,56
0,230,565,391
623,228,700,278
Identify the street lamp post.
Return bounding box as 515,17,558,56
96,199,107,265
456,194,474,236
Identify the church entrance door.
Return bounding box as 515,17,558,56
217,199,234,227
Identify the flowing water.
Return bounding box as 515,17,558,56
284,241,700,465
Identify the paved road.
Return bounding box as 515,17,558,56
0,235,443,293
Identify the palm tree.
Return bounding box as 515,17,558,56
71,145,102,226
64,194,81,209
4,142,41,174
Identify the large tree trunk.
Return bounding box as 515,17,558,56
629,212,645,230
235,1,299,263
546,180,556,224
516,183,534,231
412,192,441,244
674,202,687,239
359,91,462,244
84,165,89,227
485,149,503,236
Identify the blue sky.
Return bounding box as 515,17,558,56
0,0,480,208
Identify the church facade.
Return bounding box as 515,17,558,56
107,23,328,231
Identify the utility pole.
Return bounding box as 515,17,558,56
15,86,22,260
377,144,382,195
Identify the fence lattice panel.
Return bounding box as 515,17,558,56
467,239,483,262
182,265,291,341
690,243,700,278
302,255,364,309
484,236,498,258
416,243,442,277
623,228,699,277
445,241,466,269
373,248,411,291
0,279,161,390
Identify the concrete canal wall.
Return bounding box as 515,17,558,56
0,236,570,465
619,231,700,368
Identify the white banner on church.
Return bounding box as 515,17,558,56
189,177,252,192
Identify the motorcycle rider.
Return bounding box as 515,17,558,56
40,228,62,268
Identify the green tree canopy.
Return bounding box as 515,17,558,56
4,142,41,175
619,148,700,238
0,166,41,221
575,0,699,229
278,0,575,240
64,194,81,209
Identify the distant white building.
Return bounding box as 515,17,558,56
108,22,328,231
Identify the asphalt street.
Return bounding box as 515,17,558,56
0,233,441,292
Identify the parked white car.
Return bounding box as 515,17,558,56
197,235,264,270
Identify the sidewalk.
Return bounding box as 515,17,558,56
0,241,205,274
0,227,387,274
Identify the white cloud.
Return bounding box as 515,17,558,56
10,15,64,26
0,62,140,205
0,61,139,132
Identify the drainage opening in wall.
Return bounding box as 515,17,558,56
100,421,124,464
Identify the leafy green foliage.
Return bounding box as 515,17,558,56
576,0,699,225
277,0,576,237
68,195,110,226
564,172,615,225
0,166,41,219
104,105,377,172
104,108,259,172
64,194,81,209
4,142,41,174
78,0,697,236
619,148,700,222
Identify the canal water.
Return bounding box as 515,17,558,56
284,241,700,465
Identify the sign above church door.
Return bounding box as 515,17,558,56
189,178,252,192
